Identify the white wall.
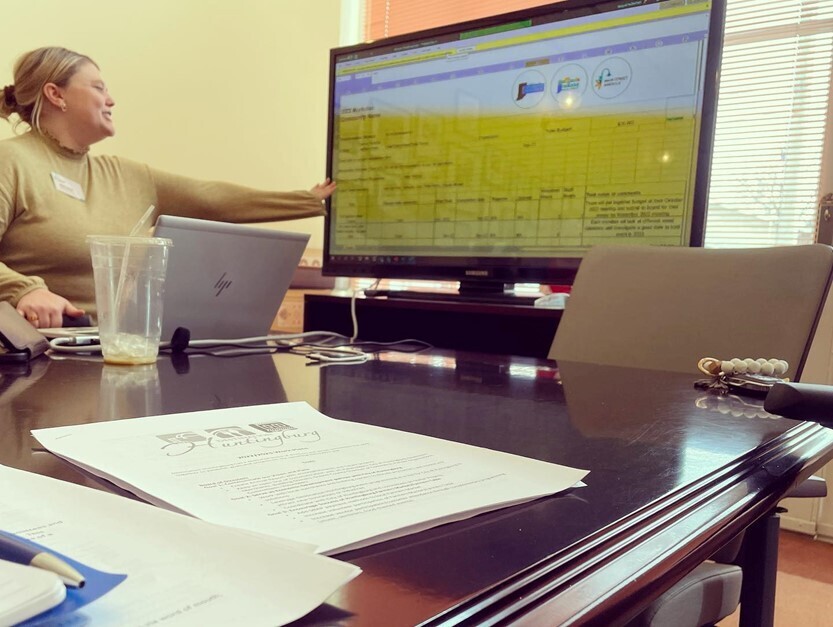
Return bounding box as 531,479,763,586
0,0,342,249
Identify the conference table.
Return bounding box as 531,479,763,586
2,348,832,626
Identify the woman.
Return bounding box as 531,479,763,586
0,47,335,328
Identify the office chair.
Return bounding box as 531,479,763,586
549,244,833,627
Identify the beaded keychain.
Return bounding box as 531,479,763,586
695,391,780,420
697,357,789,378
695,357,789,395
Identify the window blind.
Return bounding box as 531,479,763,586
705,0,833,247
362,0,833,250
365,0,547,40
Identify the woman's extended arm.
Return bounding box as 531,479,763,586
148,167,329,224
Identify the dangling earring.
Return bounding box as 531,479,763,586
60,103,67,112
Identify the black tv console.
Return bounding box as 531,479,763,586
303,293,562,358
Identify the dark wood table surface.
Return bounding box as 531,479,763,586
2,350,832,626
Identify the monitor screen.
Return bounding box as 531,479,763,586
324,0,726,294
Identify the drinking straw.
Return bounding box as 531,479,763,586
129,204,157,238
112,205,156,324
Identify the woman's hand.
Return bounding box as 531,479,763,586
16,288,85,329
310,178,337,202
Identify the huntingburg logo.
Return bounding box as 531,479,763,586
157,421,321,456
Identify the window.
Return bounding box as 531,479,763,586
364,0,548,40
355,0,833,250
706,0,833,247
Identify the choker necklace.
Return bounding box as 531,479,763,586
39,130,89,157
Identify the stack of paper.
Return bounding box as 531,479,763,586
32,402,588,554
0,464,359,626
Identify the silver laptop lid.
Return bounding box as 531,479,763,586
153,215,309,340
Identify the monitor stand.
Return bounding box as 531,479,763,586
371,281,540,306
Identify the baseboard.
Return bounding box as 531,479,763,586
816,521,833,541
781,515,817,535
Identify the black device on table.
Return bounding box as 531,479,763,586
765,382,833,425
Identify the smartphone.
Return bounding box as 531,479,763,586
0,348,34,364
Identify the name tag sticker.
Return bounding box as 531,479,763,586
50,172,86,201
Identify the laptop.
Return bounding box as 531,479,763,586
152,215,309,340
41,216,309,342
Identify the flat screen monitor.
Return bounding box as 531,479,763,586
324,0,726,298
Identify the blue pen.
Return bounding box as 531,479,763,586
0,532,85,588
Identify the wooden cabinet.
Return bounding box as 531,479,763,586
302,293,563,358
272,289,332,334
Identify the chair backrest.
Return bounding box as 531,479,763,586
549,244,833,379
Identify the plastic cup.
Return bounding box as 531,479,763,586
100,364,161,418
88,235,173,365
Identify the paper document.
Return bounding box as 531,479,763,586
33,402,588,554
0,464,359,626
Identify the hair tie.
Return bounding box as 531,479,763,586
2,84,16,107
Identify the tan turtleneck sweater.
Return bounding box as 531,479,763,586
0,131,325,315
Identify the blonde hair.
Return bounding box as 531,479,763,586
0,47,96,132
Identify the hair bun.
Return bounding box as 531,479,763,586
2,84,16,107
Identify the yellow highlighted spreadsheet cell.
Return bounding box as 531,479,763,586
333,111,697,252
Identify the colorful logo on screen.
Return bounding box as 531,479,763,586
556,76,582,93
592,58,632,99
515,81,545,101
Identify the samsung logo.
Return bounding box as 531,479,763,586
465,270,490,277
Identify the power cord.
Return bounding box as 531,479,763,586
48,276,427,365
48,328,432,364
48,330,351,357
351,278,380,341
289,338,431,363
291,345,369,364
48,336,103,353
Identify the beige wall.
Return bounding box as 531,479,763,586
0,0,341,249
